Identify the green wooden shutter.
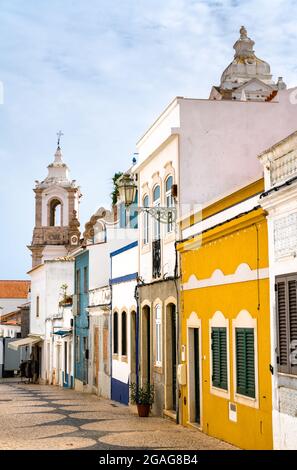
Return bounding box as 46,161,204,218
211,327,228,390
276,280,289,373
288,279,297,375
236,328,255,398
276,276,297,375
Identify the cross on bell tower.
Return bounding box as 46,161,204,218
28,134,82,267
57,130,64,147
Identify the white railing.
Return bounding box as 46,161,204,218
270,148,297,186
274,212,297,259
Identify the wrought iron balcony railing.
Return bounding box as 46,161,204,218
152,238,161,279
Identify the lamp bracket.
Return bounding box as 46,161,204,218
135,206,177,224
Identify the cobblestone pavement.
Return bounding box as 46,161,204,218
0,381,236,450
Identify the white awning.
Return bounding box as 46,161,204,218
8,336,42,351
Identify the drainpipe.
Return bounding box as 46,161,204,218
134,284,140,390
109,255,113,398
174,241,180,425
73,313,76,388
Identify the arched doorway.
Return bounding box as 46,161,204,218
141,305,151,384
165,303,177,411
130,310,137,384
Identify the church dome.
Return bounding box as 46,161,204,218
220,26,274,90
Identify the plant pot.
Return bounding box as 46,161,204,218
137,404,151,417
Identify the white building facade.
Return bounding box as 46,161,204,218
26,142,80,383
110,241,138,405
259,130,297,449
29,259,74,385
45,303,74,388
74,207,137,396
133,109,179,418
132,27,297,420
88,284,111,397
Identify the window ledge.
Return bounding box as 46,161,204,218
164,232,176,244
278,371,297,379
234,393,258,409
210,386,230,400
141,244,151,254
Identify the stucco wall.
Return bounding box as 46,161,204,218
179,210,272,450
88,229,137,290
138,278,178,416
137,136,179,282
179,89,297,208
111,243,138,404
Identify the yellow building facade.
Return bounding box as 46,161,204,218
177,180,272,449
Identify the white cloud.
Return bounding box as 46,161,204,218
0,0,296,277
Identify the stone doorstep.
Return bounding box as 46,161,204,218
163,409,177,422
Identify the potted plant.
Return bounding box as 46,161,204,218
129,382,154,417
59,284,72,306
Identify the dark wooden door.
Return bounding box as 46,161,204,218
94,327,99,388
172,305,177,411
147,310,151,384
194,328,200,424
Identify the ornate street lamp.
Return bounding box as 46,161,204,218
117,173,137,208
117,172,177,223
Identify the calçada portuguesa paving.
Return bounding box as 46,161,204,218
0,380,236,450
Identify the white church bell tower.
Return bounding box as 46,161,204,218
28,134,81,267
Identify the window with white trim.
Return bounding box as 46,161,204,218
211,327,228,390
121,311,127,356
165,176,174,233
143,195,149,244
153,185,160,240
155,304,162,366
235,327,255,398
276,274,297,375
113,312,118,354
36,296,40,318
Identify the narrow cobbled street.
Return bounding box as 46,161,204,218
0,381,236,450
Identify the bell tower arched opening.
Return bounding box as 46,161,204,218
49,198,63,227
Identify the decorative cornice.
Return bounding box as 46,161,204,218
83,206,114,241
183,263,269,291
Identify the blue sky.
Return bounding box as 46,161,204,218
0,0,297,279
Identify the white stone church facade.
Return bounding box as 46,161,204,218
27,143,81,384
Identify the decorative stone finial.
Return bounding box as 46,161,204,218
277,77,287,90
240,26,247,39
54,146,63,164
233,26,255,59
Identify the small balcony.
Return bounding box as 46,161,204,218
270,147,297,186
89,286,111,308
152,238,161,279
